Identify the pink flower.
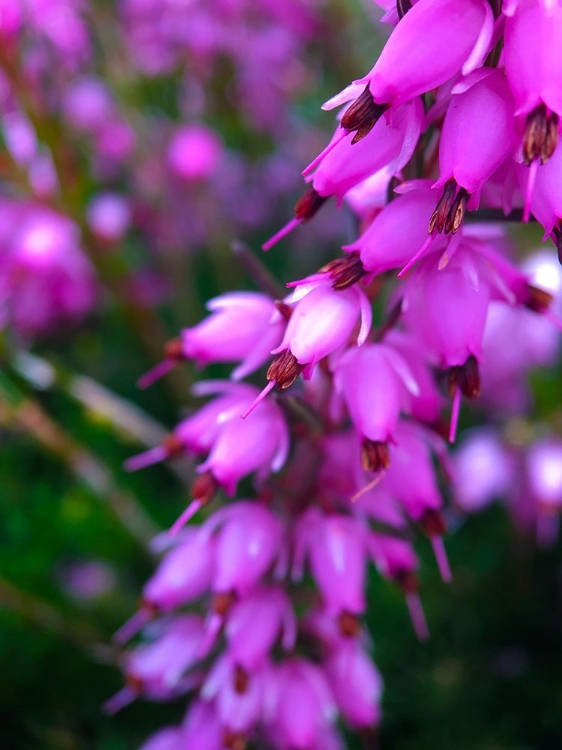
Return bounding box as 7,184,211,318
167,125,223,181
504,3,562,120
204,502,283,597
351,0,493,109
343,185,443,277
266,659,336,750
325,641,383,729
225,586,296,671
334,343,419,469
304,98,423,202
435,70,516,207
272,281,372,373
139,293,285,387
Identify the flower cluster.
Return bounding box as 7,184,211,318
0,0,338,342
109,1,562,748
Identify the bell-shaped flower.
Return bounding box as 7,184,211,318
113,527,215,645
334,343,419,470
435,70,517,209
348,0,493,112
401,249,491,368
205,502,283,597
504,4,562,120
196,383,289,495
265,658,337,750
225,586,296,672
272,281,372,374
295,509,367,618
105,616,205,713
125,382,260,471
325,641,383,729
304,98,423,202
453,429,515,512
202,654,265,738
142,528,214,612
139,292,285,387
343,185,443,277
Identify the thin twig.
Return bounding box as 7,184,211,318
231,240,287,299
0,575,103,649
0,373,158,546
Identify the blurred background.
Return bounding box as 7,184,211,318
0,1,561,748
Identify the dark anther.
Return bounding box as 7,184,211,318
162,432,187,459
524,284,554,314
395,569,419,593
294,186,328,222
448,355,481,400
267,349,304,389
396,0,412,19
554,224,562,266
164,337,185,362
523,104,559,166
222,730,247,750
191,470,218,505
212,590,237,617
319,252,366,290
341,85,387,144
274,300,293,320
361,438,390,472
338,610,361,637
429,180,468,235
420,509,447,537
234,665,250,694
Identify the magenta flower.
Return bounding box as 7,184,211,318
167,125,223,182
0,206,96,339
105,616,205,713
334,343,419,470
347,0,493,112
225,586,296,671
266,659,337,750
434,70,516,212
298,510,367,618
343,185,442,276
139,292,285,387
304,98,423,202
325,640,383,729
272,281,371,372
